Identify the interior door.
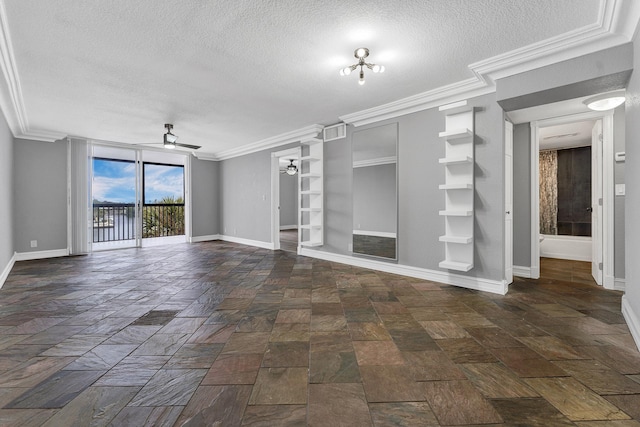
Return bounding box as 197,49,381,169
504,121,513,284
591,120,603,285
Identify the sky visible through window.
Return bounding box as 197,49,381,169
144,163,184,204
92,159,184,204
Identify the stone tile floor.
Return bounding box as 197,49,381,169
0,241,638,426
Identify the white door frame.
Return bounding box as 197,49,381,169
271,147,301,251
530,110,615,288
504,120,513,285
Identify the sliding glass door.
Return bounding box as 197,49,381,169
91,145,142,250
89,144,188,251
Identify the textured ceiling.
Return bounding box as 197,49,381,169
1,0,617,155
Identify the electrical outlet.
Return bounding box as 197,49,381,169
30,240,37,248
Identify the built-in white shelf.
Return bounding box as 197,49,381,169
439,210,473,217
439,156,473,165
299,137,324,248
439,183,473,190
300,224,322,230
438,260,473,272
438,100,475,272
439,128,473,140
439,235,473,244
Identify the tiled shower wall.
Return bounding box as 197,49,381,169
540,146,592,237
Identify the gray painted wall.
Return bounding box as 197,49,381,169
191,157,219,238
513,123,531,267
353,163,396,233
219,142,298,243
0,112,13,273
13,139,68,253
320,92,505,281
500,49,628,279
497,43,633,111
624,30,640,344
279,173,297,227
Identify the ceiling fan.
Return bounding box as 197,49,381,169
137,124,201,150
280,159,298,175
161,124,201,150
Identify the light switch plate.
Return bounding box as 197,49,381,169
615,184,625,196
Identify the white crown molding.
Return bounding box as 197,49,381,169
214,124,324,161
340,0,638,128
0,0,28,137
15,129,67,142
340,78,491,127
191,152,219,161
300,248,509,295
1,0,638,147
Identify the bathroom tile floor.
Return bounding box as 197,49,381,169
0,242,638,426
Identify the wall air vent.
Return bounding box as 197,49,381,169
323,123,346,142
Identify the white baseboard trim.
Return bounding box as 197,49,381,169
14,248,70,262
603,274,616,290
0,253,16,289
220,235,276,251
190,234,222,243
614,278,626,292
141,235,187,247
513,265,532,278
279,225,297,231
622,295,640,352
300,248,508,295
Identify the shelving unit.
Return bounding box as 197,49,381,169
298,138,323,248
438,100,475,272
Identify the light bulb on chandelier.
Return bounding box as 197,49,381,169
339,47,385,85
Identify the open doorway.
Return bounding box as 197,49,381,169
271,147,300,252
538,119,598,280
531,111,614,288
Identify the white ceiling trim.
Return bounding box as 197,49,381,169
468,0,624,83
341,0,638,128
214,124,324,161
1,0,639,150
0,0,66,142
0,0,28,139
340,78,493,127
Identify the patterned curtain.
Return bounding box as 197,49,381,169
539,150,558,235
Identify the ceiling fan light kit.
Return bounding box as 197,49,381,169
284,159,298,175
340,47,385,86
160,123,202,150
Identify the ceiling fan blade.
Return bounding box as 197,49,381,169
175,142,201,150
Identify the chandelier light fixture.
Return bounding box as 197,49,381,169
340,47,385,86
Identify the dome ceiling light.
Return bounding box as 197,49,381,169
583,90,626,111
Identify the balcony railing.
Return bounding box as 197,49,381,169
93,203,185,243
